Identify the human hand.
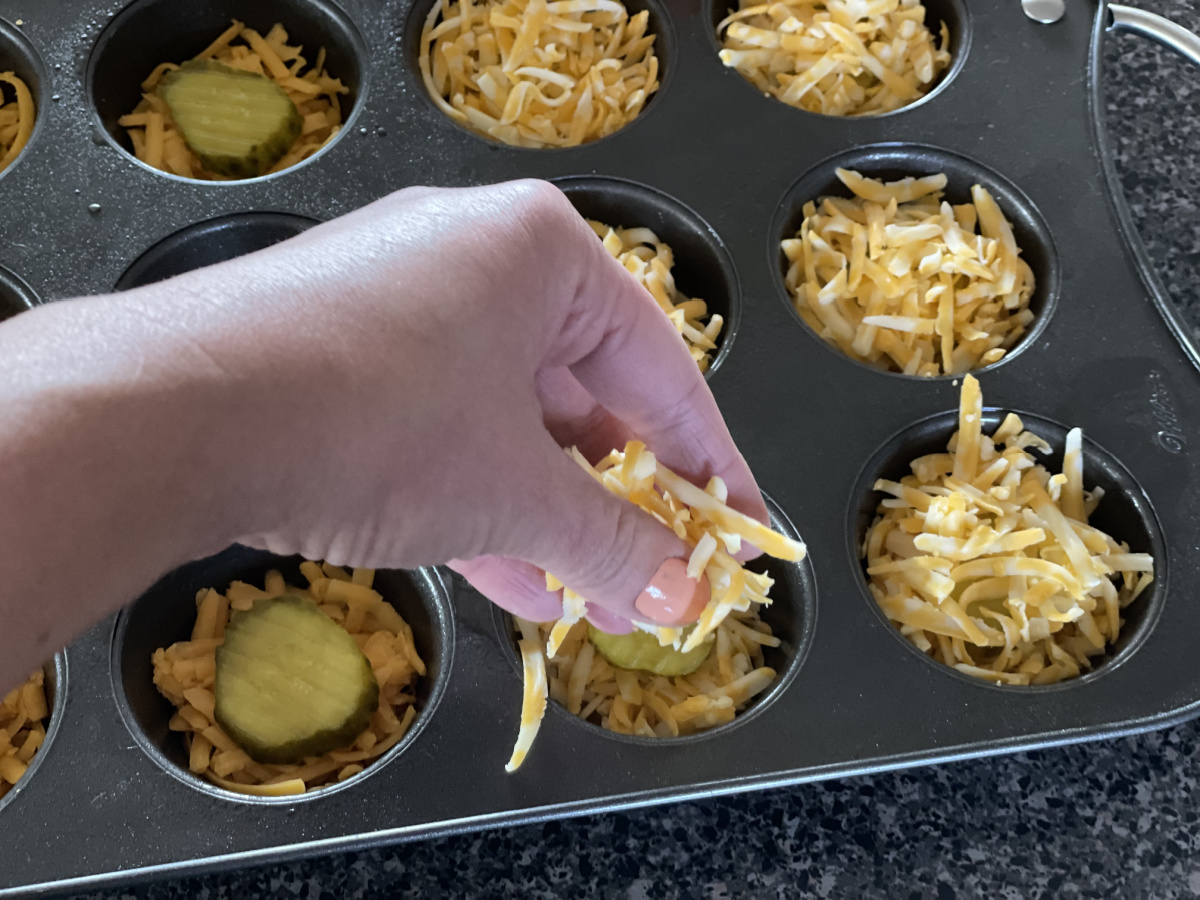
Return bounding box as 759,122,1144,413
0,180,768,690
199,180,768,629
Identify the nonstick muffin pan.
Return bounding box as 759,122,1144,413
1,0,1199,894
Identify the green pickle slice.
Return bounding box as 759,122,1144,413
160,60,302,179
588,624,715,676
215,594,379,765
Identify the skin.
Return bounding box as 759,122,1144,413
0,180,767,693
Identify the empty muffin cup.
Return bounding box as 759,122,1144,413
0,264,38,322
116,212,318,289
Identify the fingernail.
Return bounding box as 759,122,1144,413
634,558,710,626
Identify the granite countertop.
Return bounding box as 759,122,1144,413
70,3,1200,898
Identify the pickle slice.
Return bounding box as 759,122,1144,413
160,60,302,179
215,594,379,765
588,624,715,676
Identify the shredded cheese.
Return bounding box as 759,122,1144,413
0,72,34,175
531,610,778,740
783,170,1036,375
505,440,805,769
152,561,424,794
716,0,950,117
119,20,347,180
507,618,549,772
420,0,660,147
589,219,724,372
0,669,49,799
863,374,1155,685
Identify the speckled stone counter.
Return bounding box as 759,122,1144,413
66,3,1200,898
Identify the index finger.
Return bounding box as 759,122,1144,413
542,201,769,524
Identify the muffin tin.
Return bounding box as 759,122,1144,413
1,0,1199,894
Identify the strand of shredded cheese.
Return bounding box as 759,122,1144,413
864,374,1154,685
119,20,347,180
0,72,35,174
716,0,950,117
588,219,724,372
420,0,660,147
505,441,805,770
507,618,549,771
783,169,1036,376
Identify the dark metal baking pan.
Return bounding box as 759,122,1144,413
0,0,1198,894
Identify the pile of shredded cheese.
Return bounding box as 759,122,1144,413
119,20,348,180
152,561,425,796
0,72,34,175
864,375,1155,685
419,0,660,148
717,0,950,117
0,669,49,800
532,609,779,739
507,440,806,771
589,219,724,372
783,169,1036,376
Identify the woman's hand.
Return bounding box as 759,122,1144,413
0,180,766,690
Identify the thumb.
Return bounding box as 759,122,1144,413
511,438,712,627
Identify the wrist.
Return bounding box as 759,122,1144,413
0,288,297,682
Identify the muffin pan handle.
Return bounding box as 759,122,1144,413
1107,4,1200,67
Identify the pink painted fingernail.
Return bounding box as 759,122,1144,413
634,558,711,626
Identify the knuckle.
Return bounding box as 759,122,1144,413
505,179,577,238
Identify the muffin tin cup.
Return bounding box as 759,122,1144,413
770,142,1062,381
115,211,319,288
4,0,1200,894
0,262,38,320
491,492,817,745
110,545,455,804
402,0,678,151
0,653,67,816
849,408,1167,691
0,16,48,181
86,0,369,184
554,174,741,379
704,0,973,120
